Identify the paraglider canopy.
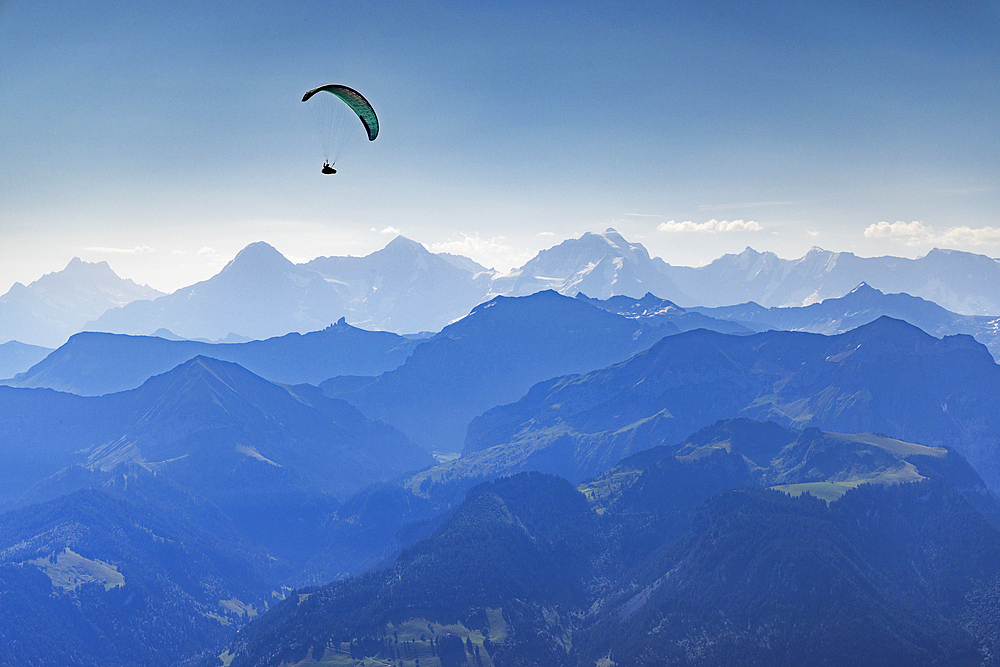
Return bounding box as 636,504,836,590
302,84,379,141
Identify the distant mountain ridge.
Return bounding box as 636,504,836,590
0,257,163,347
320,290,667,454
11,230,1000,349
5,319,417,395
0,356,432,512
576,292,754,335
0,340,51,380
488,228,689,301
457,316,1000,490
665,245,1000,314
86,242,347,341
303,235,495,333
691,282,1000,358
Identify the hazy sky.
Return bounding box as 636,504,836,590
2,0,998,293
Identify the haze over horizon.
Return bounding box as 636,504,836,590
2,0,998,294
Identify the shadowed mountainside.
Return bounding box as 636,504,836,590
220,422,1000,667
321,290,669,455
5,319,417,395
455,317,1000,490
691,282,1000,358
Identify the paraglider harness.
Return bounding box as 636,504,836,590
322,161,337,174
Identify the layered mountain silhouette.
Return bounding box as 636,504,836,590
0,356,432,512
459,317,1000,489
222,422,1000,667
692,282,1000,357
577,292,754,334
489,228,689,301
86,242,346,341
303,235,494,333
0,340,51,379
13,232,1000,349
0,471,280,667
321,290,666,454
6,319,417,395
0,257,163,347
86,238,496,340
666,245,1000,314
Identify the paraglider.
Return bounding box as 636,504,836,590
302,84,378,174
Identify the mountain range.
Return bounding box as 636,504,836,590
0,353,439,666
0,472,280,667
320,290,666,455
3,319,417,395
582,283,1000,359
9,229,1000,349
0,257,163,348
220,419,1000,667
665,245,1000,314
487,228,687,301
301,235,495,333
7,231,1000,666
85,242,348,342
451,316,1000,490
0,356,431,522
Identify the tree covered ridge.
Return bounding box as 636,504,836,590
220,422,1000,667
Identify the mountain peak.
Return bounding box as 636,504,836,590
221,242,295,276
382,235,430,255
232,241,285,261
58,257,115,278
847,282,882,296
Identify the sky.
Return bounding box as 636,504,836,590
1,0,998,294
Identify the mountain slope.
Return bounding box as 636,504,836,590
577,292,753,335
221,422,1000,667
489,228,690,302
225,472,597,667
0,470,280,667
303,235,494,334
321,290,666,454
576,483,997,667
692,282,1000,357
6,318,417,395
666,245,1000,314
0,357,433,515
0,257,163,347
0,340,52,380
86,242,346,341
460,317,1000,489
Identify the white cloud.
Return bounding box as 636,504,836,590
808,230,819,237
536,231,555,237
83,245,154,254
379,226,401,235
657,219,763,233
196,247,217,256
863,220,1000,247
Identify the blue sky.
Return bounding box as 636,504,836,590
1,0,998,292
